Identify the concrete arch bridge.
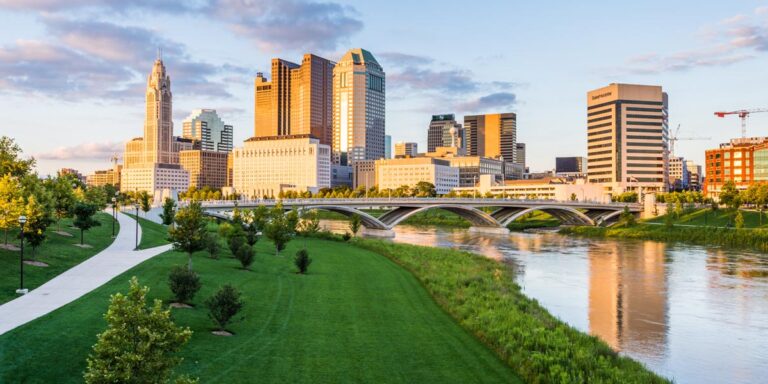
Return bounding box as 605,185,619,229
200,198,640,238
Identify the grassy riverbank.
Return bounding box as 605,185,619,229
0,237,521,383
354,238,668,383
644,208,768,228
561,223,768,252
0,212,117,305
124,212,169,249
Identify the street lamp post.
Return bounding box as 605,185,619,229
134,203,139,250
17,215,27,295
111,196,117,238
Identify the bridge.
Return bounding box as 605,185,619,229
199,198,641,237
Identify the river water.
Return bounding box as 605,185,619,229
320,220,768,383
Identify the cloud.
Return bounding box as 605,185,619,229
36,141,124,160
389,68,479,93
0,0,198,13
378,52,435,67
0,18,245,100
456,92,517,113
209,0,363,52
621,7,768,74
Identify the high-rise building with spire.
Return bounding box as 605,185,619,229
332,48,385,165
121,55,189,198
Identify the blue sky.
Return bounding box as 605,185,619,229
1,0,767,176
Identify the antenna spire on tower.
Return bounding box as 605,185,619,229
157,47,162,61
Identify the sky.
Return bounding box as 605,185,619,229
1,0,768,176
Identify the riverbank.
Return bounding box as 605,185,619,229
354,238,668,383
560,223,768,252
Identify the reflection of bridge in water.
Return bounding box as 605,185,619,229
201,198,641,237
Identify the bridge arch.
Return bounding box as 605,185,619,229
498,205,595,226
299,205,389,230
379,204,502,228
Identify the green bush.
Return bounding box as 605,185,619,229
205,285,243,332
235,244,254,270
168,266,202,304
342,232,352,242
294,249,312,274
352,239,668,384
205,233,220,259
228,235,246,258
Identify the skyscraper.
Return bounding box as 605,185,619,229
394,142,418,157
514,143,526,170
143,58,174,165
463,113,517,160
253,54,334,144
332,48,385,165
182,109,233,152
586,83,668,196
427,114,464,153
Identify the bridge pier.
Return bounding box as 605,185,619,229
468,226,510,235
361,228,396,238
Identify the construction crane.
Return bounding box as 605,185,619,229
668,124,710,157
714,108,768,138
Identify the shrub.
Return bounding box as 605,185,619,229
228,235,246,258
294,249,312,274
206,285,243,331
342,232,351,242
735,210,745,229
168,266,202,304
235,244,254,270
205,233,220,259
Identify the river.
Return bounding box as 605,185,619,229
320,220,768,384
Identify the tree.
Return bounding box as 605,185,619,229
205,232,220,259
719,180,740,210
168,266,202,304
756,184,768,226
84,186,108,210
73,202,101,245
414,181,436,197
664,203,675,228
349,214,361,237
206,285,243,332
228,234,246,258
297,209,320,235
22,194,54,258
0,136,35,178
84,277,194,384
734,210,745,229
618,206,636,227
160,198,177,225
46,176,77,231
139,191,152,217
570,193,577,201
235,244,255,270
0,174,24,245
294,249,312,274
167,201,208,270
263,204,297,255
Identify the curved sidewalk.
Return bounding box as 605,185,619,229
0,212,171,336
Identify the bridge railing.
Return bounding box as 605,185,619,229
195,197,641,209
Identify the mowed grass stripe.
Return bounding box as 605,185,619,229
0,238,521,384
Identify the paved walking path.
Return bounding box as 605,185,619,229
0,212,171,336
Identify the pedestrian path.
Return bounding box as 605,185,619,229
0,212,171,336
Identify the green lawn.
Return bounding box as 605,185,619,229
644,208,768,228
0,212,117,305
0,237,521,383
124,212,169,249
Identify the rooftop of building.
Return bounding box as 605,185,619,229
243,134,318,142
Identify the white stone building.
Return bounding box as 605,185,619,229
375,157,459,194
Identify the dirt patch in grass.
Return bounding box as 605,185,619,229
23,260,49,267
211,330,233,336
53,231,73,237
0,244,20,251
73,244,93,249
169,302,193,309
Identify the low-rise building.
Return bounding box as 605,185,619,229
120,163,189,196
353,160,376,190
394,142,419,158
668,156,689,191
375,157,459,195
86,165,122,188
332,164,353,187
685,160,702,190
704,137,768,198
454,174,607,202
179,150,229,190
232,135,330,198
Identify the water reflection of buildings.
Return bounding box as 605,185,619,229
588,241,668,357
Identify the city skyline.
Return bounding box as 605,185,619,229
2,1,768,175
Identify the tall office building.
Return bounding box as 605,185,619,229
514,143,526,169
253,54,334,144
182,109,233,152
385,135,392,159
586,83,668,196
122,57,189,196
332,48,385,165
556,156,587,174
394,142,418,157
427,114,464,152
685,160,702,190
668,156,689,190
463,113,517,161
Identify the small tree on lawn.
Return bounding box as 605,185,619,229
235,244,254,270
205,232,220,259
294,249,312,274
167,201,208,271
139,191,152,217
618,206,636,227
734,210,745,229
168,266,202,305
84,277,194,384
228,234,246,258
159,198,177,225
22,194,54,259
349,214,361,237
206,285,243,333
0,174,24,245
73,202,101,245
664,203,675,229
297,209,320,236
263,204,297,256
47,175,76,231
